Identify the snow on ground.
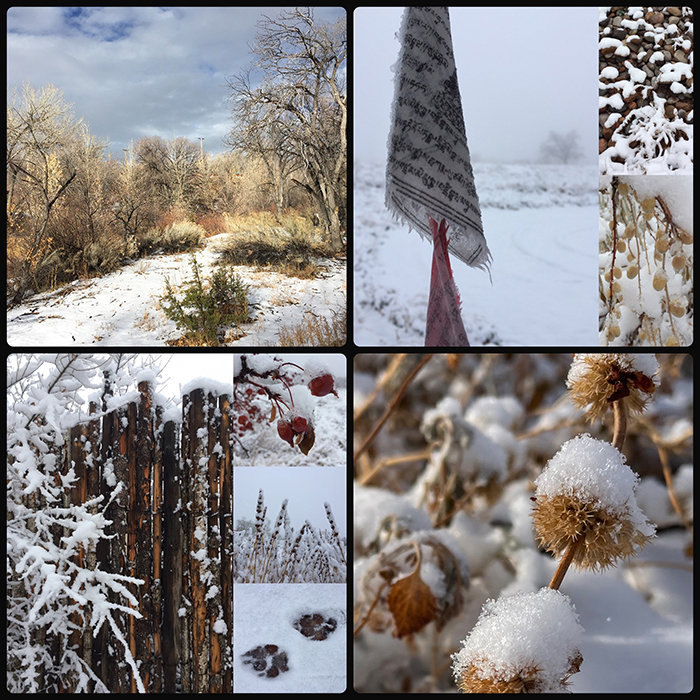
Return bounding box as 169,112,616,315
233,583,346,692
6,233,346,347
354,160,600,346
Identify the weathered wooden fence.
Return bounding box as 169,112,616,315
63,382,233,693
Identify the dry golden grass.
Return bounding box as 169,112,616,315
278,305,346,346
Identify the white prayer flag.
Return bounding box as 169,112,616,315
386,6,491,273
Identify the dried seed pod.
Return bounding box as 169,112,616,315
626,264,639,279
609,324,621,338
678,229,693,245
655,235,670,254
669,297,686,317
623,224,636,239
612,281,622,293
604,269,611,282
617,239,627,253
672,254,687,272
617,182,630,196
652,269,668,291
609,219,615,230
642,211,654,221
641,197,656,213
665,335,680,346
613,266,622,279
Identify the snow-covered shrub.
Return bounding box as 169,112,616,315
7,354,159,693
599,176,693,345
160,254,250,346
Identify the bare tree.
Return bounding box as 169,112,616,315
7,83,81,301
538,129,584,164
226,7,346,250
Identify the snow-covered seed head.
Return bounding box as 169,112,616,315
452,588,583,694
566,353,659,422
532,435,655,571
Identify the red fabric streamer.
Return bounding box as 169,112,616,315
425,217,470,347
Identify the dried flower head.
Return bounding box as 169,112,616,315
452,588,583,693
566,353,658,422
532,435,655,571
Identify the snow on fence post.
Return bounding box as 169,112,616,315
219,394,233,693
206,392,223,692
190,388,210,692
162,418,182,693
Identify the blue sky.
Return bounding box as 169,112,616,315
7,6,346,159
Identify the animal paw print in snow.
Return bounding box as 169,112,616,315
294,613,337,641
242,644,289,678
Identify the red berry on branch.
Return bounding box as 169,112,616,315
308,373,337,398
277,419,294,446
292,415,308,433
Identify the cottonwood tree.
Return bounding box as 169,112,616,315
226,7,347,250
7,83,82,302
538,129,584,164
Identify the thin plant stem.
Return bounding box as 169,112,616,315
548,535,583,591
612,398,627,451
355,353,433,463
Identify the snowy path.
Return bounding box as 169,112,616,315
7,233,346,347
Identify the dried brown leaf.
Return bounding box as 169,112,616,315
387,568,438,638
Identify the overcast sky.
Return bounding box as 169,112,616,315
7,6,345,159
354,6,598,164
234,466,346,537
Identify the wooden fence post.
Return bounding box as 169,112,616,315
219,394,233,693
162,419,181,693
180,392,194,692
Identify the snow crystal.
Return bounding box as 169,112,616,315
452,588,583,692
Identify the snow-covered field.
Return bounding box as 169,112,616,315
354,160,600,346
6,233,346,347
234,583,346,692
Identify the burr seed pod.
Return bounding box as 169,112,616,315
566,353,659,421
532,434,655,572
452,588,584,694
